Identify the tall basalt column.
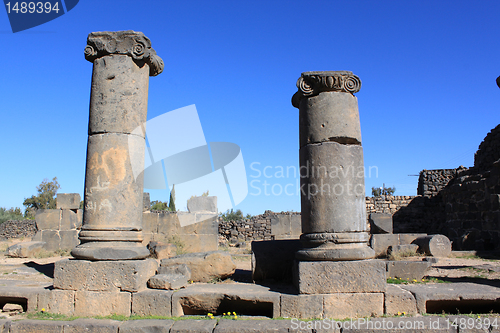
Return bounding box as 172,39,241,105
72,31,164,260
292,71,375,261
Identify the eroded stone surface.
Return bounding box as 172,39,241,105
159,251,235,283
148,274,188,290
293,260,386,294
6,242,45,258
53,258,157,292
131,289,172,317
384,284,418,316
323,293,384,320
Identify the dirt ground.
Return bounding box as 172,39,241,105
1,239,500,284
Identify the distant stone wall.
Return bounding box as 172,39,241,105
417,168,466,197
365,196,415,216
0,220,37,240
219,211,301,243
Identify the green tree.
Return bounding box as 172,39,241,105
372,184,396,197
220,208,245,221
23,177,60,215
168,185,176,212
0,207,24,224
150,200,169,211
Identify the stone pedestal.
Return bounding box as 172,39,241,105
293,260,386,294
292,71,374,261
71,31,164,260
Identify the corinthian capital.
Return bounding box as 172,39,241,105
292,71,361,108
84,30,164,76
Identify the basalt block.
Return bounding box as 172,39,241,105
53,258,157,292
293,260,386,294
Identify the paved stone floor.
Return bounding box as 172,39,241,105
3,315,500,332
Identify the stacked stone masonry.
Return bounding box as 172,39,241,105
417,168,466,197
32,193,82,252
218,211,301,243
0,220,36,240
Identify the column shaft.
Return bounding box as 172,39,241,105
292,71,374,261
72,31,164,260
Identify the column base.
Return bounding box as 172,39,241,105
296,232,375,261
296,243,375,261
293,259,386,294
71,241,149,260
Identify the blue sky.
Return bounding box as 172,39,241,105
1,0,499,215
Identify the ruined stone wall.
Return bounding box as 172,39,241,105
417,168,466,197
365,196,415,216
0,220,37,240
143,210,218,253
474,124,500,172
218,211,301,243
439,125,500,250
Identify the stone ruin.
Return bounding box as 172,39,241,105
2,31,500,326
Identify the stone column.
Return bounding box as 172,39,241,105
292,71,374,261
71,31,164,260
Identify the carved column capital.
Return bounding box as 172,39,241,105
84,30,164,76
292,71,361,108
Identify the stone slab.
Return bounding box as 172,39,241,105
400,282,500,314
63,319,120,333
160,251,235,283
148,242,177,260
131,289,173,317
384,284,418,316
170,319,217,333
56,193,81,210
10,320,66,333
142,212,158,234
119,319,174,333
36,209,60,230
323,292,384,320
386,260,431,280
74,291,131,317
370,234,399,257
390,244,419,256
59,230,79,250
251,239,302,282
143,192,150,212
53,258,157,292
148,274,188,290
60,209,79,230
293,260,386,294
37,289,75,316
175,234,218,253
214,319,291,333
280,294,323,319
6,241,45,258
180,215,218,236
171,283,280,318
187,196,217,213
157,211,178,235
270,215,291,237
41,230,61,252
399,233,427,245
369,213,393,234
